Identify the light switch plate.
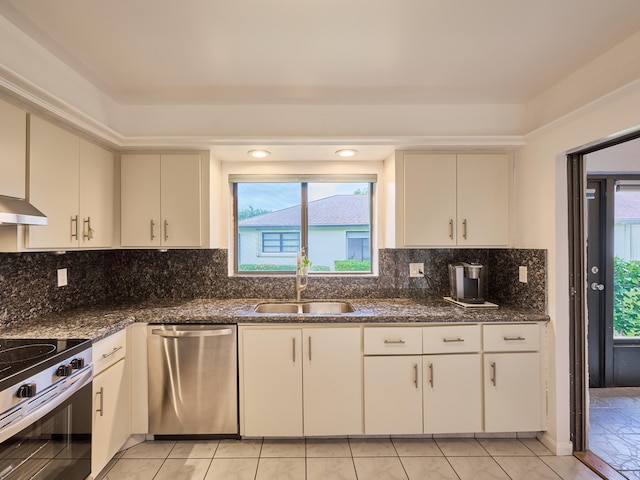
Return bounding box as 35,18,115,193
409,263,424,278
57,268,68,287
519,266,528,283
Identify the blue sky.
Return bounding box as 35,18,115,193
237,182,368,212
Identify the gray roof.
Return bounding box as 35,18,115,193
238,194,369,227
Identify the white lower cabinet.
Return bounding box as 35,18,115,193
423,354,482,434
240,326,362,437
241,328,303,436
239,322,545,438
483,352,542,432
91,330,131,477
364,355,423,434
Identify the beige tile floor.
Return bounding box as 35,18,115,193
96,437,600,480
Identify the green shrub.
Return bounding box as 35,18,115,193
334,260,371,272
613,256,640,337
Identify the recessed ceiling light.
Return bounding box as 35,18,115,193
336,149,358,158
248,149,271,158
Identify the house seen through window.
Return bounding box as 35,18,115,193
234,179,373,273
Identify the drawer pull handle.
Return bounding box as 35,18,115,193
428,363,433,388
413,364,419,389
490,362,497,386
449,219,454,239
503,336,526,341
384,339,406,344
292,337,296,363
102,345,123,359
96,387,104,417
443,337,464,343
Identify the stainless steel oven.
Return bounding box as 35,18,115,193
0,339,92,480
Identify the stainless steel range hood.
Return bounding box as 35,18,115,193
0,195,47,226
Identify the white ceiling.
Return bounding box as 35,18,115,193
1,0,640,159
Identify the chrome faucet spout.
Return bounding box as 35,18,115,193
295,249,309,302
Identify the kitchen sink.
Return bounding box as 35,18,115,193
254,301,355,314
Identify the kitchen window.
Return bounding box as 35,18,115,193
232,175,375,274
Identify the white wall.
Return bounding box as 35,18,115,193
515,81,640,455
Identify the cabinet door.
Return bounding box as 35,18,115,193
303,328,362,435
79,139,114,248
92,358,131,476
0,99,26,199
403,153,457,246
364,355,423,434
160,154,201,247
121,154,161,247
241,329,303,436
484,352,542,432
27,116,80,249
423,354,482,434
456,154,509,246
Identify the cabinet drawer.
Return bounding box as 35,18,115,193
483,324,540,352
93,329,127,375
423,325,481,354
364,327,422,355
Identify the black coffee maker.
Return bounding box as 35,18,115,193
448,262,486,304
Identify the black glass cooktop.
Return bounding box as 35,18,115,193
0,338,90,390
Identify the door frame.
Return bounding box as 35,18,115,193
568,130,640,452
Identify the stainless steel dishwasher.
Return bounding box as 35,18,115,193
148,324,238,436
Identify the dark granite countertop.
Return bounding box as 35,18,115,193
0,298,549,342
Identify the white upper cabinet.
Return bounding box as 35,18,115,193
399,152,510,247
121,153,202,248
0,98,27,199
79,139,115,248
27,116,114,250
27,116,81,249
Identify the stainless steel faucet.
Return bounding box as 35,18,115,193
296,249,308,302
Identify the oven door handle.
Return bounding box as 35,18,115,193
0,366,93,444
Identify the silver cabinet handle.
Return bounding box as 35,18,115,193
449,219,454,239
102,345,123,358
83,217,94,240
462,219,468,239
413,363,419,389
308,336,312,362
503,336,526,341
164,220,169,241
384,339,406,344
96,387,104,417
490,361,496,386
151,328,232,338
428,363,433,387
443,337,464,343
292,337,296,363
150,220,156,241
70,215,78,240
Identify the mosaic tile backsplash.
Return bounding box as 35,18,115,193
0,248,546,325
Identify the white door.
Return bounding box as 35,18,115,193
27,116,79,249
92,358,131,476
364,355,423,434
121,154,161,247
423,354,482,434
160,154,201,247
79,139,114,248
456,154,509,246
241,329,303,436
303,328,362,435
484,352,542,432
403,153,457,246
